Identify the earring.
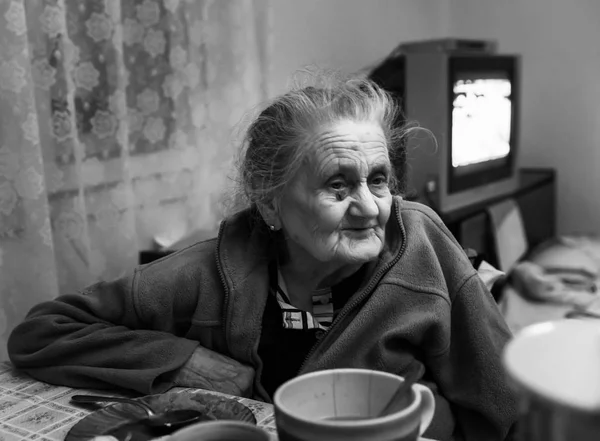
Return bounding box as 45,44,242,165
269,224,276,231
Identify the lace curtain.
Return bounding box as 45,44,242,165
0,0,270,360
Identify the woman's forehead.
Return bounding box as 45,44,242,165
304,120,389,168
309,120,386,144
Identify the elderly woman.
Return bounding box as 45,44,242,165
8,77,517,441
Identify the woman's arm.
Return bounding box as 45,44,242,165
426,274,519,441
170,346,254,397
7,263,253,396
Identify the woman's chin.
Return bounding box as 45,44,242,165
336,240,383,263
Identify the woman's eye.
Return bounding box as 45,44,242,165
370,175,388,186
330,181,346,190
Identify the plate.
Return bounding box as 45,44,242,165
66,390,256,441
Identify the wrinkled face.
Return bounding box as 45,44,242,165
278,120,393,265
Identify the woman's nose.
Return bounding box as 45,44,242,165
348,184,378,218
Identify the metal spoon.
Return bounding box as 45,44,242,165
71,394,210,429
378,364,425,417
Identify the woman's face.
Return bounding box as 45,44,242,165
278,120,393,266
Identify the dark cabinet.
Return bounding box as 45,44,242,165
441,168,556,268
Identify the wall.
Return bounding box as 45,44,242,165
448,0,600,236
270,0,600,236
269,0,450,97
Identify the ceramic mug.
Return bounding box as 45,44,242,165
168,420,271,441
503,319,600,441
273,368,435,441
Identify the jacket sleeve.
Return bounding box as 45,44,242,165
7,266,202,395
427,273,519,441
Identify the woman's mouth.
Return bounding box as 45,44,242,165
343,227,375,235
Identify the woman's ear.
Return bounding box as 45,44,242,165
257,199,281,231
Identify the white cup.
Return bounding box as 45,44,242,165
274,368,435,441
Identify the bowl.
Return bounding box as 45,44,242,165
169,420,271,441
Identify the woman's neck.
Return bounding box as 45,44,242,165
277,239,362,293
280,260,361,291
279,259,360,312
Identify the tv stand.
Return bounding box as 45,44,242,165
437,168,556,268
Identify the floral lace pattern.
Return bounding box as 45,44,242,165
0,0,270,360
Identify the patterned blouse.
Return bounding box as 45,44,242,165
257,262,368,398
274,269,333,331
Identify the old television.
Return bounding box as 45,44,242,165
370,39,520,213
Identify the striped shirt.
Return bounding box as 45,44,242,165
257,262,368,397
273,269,334,331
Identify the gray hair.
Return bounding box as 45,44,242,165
233,73,414,213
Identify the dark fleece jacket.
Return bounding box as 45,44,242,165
7,198,518,441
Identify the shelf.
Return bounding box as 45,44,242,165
438,167,556,268
440,168,555,225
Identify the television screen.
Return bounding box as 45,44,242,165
451,72,512,175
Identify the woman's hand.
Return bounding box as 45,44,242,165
171,346,255,397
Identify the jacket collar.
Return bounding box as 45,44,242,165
216,206,272,362
215,197,405,361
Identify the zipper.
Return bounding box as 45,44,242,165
296,204,407,374
251,334,271,402
215,220,229,343
214,218,270,402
